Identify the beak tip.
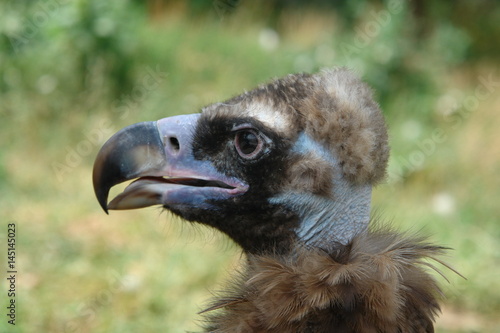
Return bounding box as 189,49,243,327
94,177,110,214
98,196,109,215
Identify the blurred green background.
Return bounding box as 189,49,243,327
1,0,499,332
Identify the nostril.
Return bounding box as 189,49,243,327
169,137,180,152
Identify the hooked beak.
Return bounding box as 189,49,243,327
92,114,248,214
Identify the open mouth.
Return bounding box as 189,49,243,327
143,176,237,189
106,175,245,211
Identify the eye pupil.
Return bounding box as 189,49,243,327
235,129,263,159
239,132,258,154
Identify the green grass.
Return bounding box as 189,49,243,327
1,2,499,332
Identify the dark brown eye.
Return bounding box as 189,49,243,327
234,130,263,159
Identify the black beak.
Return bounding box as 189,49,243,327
92,121,166,213
92,114,248,214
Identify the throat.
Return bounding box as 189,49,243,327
270,184,372,248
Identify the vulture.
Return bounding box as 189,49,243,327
93,68,457,332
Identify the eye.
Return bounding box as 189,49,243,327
234,129,263,159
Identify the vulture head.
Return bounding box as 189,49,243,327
93,68,389,254
93,68,453,331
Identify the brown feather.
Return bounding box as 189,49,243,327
202,229,455,333
201,68,389,186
